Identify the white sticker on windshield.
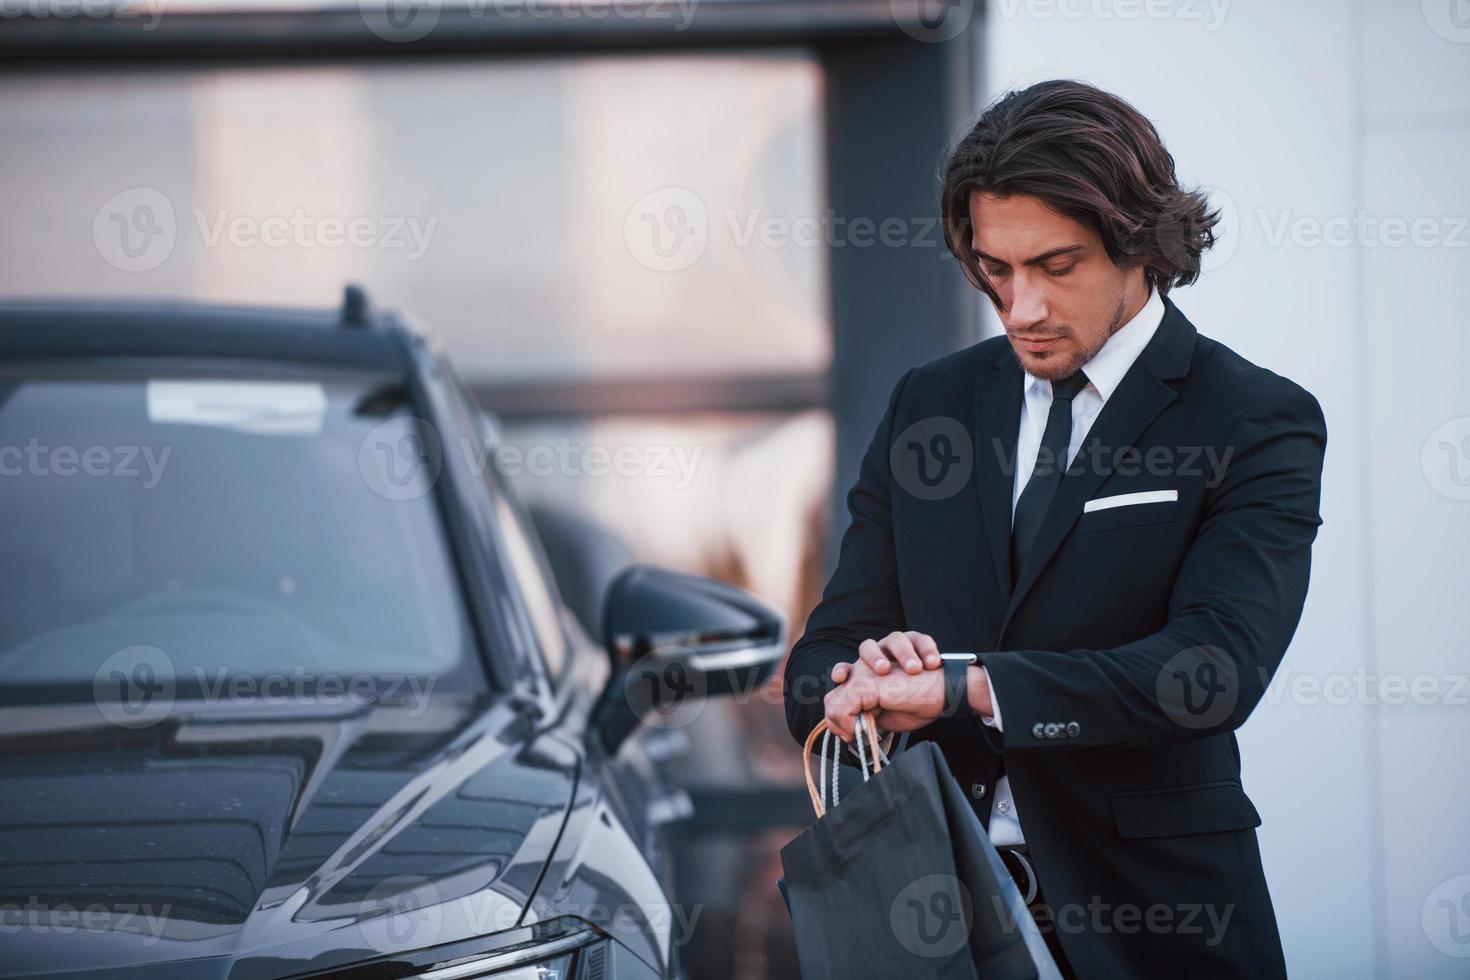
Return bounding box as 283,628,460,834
146,380,327,435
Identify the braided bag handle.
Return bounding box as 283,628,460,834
802,711,887,818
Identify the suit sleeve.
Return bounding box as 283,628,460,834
783,368,915,745
977,381,1327,752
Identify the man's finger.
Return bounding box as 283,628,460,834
907,631,942,670
824,688,855,743
858,638,892,675
880,631,922,673
831,662,851,684
827,667,885,743
825,702,854,743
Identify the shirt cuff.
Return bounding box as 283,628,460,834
979,667,1002,731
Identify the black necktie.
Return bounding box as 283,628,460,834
1010,371,1089,578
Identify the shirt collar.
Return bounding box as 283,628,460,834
1024,286,1167,402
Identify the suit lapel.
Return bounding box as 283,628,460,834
972,347,1024,605
998,297,1198,636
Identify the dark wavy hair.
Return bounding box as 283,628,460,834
940,79,1219,308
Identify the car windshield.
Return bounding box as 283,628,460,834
0,368,479,704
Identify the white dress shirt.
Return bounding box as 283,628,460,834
982,285,1167,847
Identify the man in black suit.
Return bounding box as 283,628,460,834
784,80,1326,978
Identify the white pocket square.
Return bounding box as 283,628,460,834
1082,489,1179,513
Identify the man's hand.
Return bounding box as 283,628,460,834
823,655,945,742
823,633,996,742
829,630,941,685
824,630,941,742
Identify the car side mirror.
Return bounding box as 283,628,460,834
589,565,785,755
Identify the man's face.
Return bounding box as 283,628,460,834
969,191,1148,380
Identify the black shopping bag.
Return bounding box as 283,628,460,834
779,714,1061,979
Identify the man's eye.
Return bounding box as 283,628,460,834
983,266,1009,279
1046,264,1076,277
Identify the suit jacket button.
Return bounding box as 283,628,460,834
1066,721,1081,737
1032,722,1046,739
970,780,987,800
1043,722,1059,739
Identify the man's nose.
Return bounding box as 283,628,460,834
1007,279,1049,331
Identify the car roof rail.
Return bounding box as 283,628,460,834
340,282,371,328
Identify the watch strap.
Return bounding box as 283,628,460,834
941,658,972,718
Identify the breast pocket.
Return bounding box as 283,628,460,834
1076,495,1182,533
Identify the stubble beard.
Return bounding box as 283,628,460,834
1011,292,1127,381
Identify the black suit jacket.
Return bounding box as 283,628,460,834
785,296,1325,978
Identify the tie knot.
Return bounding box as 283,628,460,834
1050,371,1088,402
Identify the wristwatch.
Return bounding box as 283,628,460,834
940,652,977,718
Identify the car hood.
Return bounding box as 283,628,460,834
0,695,579,979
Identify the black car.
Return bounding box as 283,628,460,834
0,289,784,980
